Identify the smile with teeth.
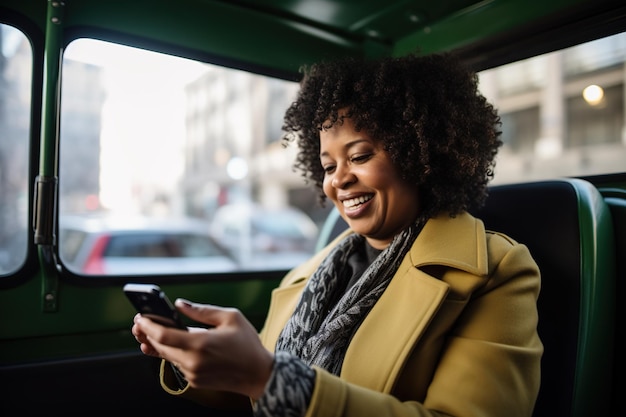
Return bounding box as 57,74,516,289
342,194,373,208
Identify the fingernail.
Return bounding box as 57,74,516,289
175,298,193,308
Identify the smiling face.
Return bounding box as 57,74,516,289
320,115,421,249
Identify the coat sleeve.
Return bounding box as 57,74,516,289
303,237,543,417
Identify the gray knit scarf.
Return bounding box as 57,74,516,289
275,218,426,375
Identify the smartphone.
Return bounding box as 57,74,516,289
123,283,186,329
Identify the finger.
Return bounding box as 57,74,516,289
139,342,160,357
132,323,147,342
146,336,178,359
136,316,191,349
175,299,237,327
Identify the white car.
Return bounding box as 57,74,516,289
59,214,238,275
209,204,319,271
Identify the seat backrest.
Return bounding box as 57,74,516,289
315,178,616,417
471,179,615,417
603,189,626,416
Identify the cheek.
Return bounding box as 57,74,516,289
362,168,394,190
322,176,334,199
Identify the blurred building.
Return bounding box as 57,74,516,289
59,59,105,213
0,26,31,272
183,67,307,218
479,32,626,183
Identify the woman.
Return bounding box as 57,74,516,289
132,52,543,417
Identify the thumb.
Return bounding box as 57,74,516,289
175,298,224,327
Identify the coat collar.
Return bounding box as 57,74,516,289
409,211,489,277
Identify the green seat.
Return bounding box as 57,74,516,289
602,189,626,416
472,179,616,417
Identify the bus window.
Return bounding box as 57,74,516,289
479,31,626,184
59,39,324,275
0,24,31,276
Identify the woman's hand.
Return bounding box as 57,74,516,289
131,299,274,400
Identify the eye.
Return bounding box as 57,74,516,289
350,153,373,163
323,164,336,174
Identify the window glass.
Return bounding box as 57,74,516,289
59,39,328,275
58,33,626,276
0,24,31,276
479,31,626,184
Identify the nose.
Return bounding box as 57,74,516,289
331,163,356,189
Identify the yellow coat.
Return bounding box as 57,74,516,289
161,212,543,417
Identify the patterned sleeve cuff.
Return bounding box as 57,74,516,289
253,351,316,417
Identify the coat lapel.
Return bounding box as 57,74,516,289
340,264,449,392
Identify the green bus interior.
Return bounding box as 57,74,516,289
0,0,625,415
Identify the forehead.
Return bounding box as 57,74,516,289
319,124,377,156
